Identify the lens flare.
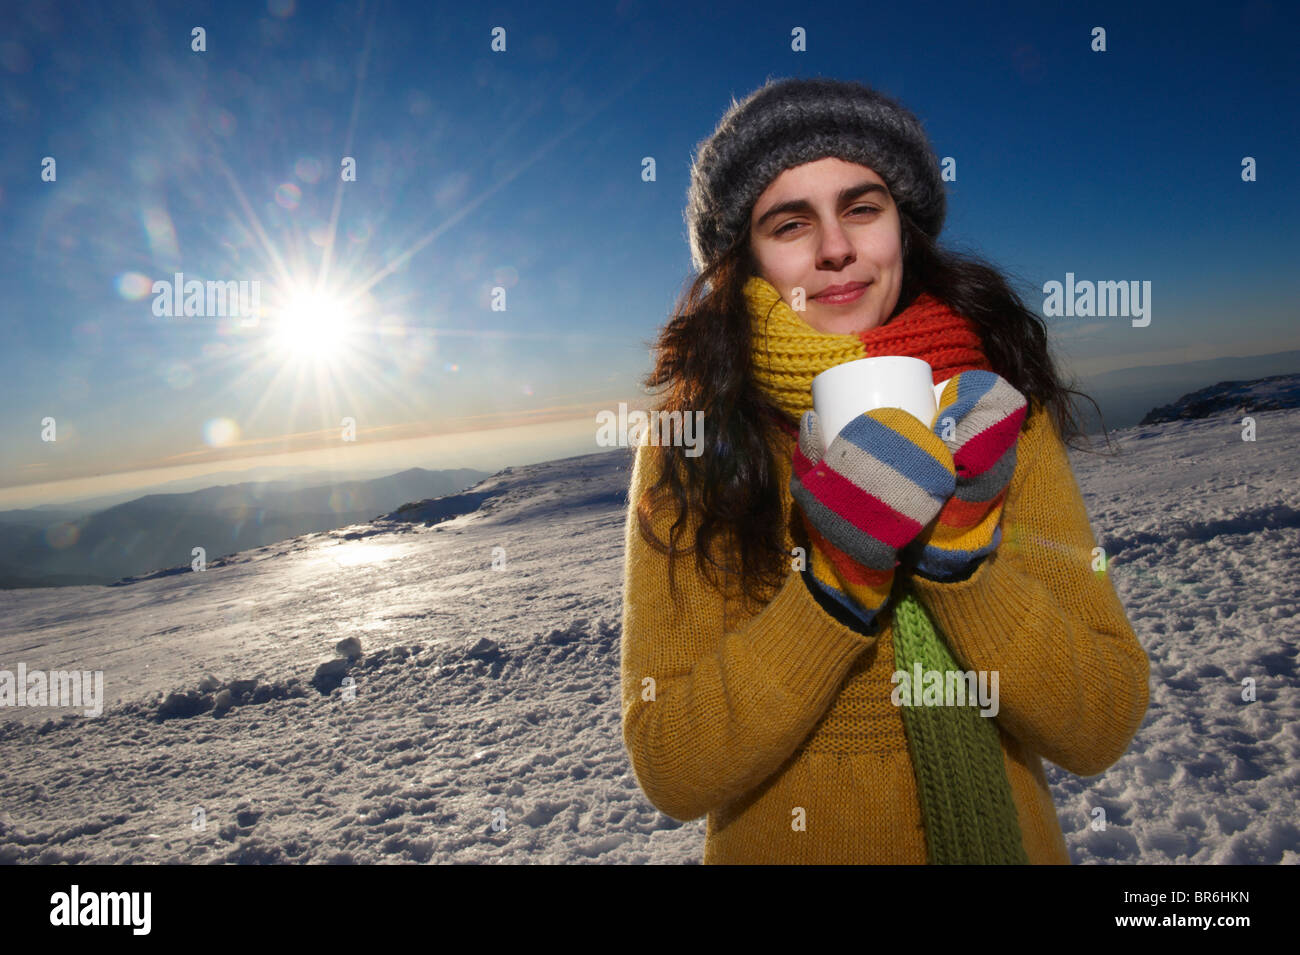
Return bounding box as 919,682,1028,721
203,417,241,447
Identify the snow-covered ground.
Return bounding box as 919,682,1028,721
0,409,1296,864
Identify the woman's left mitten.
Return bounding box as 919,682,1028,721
912,370,1028,580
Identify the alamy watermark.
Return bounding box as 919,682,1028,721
891,664,999,717
151,271,260,324
0,663,104,717
596,402,704,457
1043,272,1150,327
49,885,150,935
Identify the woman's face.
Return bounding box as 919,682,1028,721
748,157,904,334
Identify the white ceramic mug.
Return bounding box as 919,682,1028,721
811,356,952,453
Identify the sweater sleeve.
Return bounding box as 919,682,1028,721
908,405,1150,777
620,441,876,822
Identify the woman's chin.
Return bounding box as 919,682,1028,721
813,309,882,335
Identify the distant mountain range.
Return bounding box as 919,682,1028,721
0,466,489,589
1138,373,1300,425
1074,349,1300,432
20,464,405,516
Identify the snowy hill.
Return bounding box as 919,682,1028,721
0,408,1296,864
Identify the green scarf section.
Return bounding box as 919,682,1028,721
891,588,1030,864
745,275,1029,864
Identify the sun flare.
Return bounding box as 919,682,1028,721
271,290,354,360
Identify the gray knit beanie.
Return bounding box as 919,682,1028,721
684,76,947,275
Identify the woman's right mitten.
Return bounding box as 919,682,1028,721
790,405,957,632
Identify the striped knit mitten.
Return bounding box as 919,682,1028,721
912,370,1029,581
791,406,958,633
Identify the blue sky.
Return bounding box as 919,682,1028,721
2,0,1296,508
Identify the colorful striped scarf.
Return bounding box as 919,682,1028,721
745,275,1029,865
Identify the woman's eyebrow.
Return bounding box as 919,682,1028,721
754,182,888,229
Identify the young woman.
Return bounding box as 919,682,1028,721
620,76,1150,864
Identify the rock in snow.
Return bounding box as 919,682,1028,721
465,637,500,659
311,658,352,694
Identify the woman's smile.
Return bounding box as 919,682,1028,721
812,281,870,305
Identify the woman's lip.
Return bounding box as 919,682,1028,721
814,282,869,304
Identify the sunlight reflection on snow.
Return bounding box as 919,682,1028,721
324,541,401,568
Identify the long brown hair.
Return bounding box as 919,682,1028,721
635,210,1116,609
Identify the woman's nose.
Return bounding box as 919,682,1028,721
818,227,855,267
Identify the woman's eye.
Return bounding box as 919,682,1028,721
773,207,879,236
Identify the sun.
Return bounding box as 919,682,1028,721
270,290,354,361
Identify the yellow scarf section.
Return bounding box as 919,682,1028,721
744,276,867,424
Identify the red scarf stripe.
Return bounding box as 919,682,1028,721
855,293,990,384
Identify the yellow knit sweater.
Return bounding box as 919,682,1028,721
620,402,1150,864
